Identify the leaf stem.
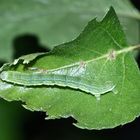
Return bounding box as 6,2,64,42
117,44,140,55
87,44,140,64
31,44,140,71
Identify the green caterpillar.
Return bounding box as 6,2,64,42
0,65,115,100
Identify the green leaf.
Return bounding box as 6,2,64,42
0,7,140,130
0,0,139,61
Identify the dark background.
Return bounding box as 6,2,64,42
0,0,140,140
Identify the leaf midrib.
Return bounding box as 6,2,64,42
44,45,140,72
